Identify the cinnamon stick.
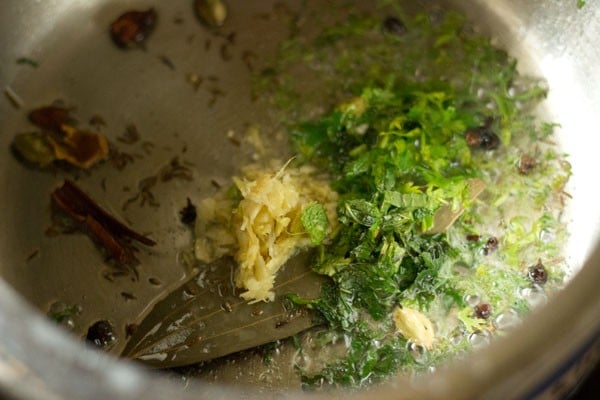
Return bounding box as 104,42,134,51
51,179,156,266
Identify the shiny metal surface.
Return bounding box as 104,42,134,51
0,0,599,399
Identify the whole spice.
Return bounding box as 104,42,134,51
474,303,492,319
518,154,536,175
382,16,407,36
11,132,56,167
51,179,156,266
194,0,227,27
47,125,109,169
465,120,500,150
122,176,160,210
159,157,194,182
483,236,499,255
158,55,176,70
110,9,157,48
393,306,436,350
187,73,203,91
117,124,141,145
528,259,548,285
13,105,109,169
4,86,24,109
179,198,197,226
86,320,117,349
29,105,72,132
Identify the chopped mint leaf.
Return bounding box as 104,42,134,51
301,203,329,245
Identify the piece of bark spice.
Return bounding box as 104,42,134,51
51,179,156,268
117,124,142,145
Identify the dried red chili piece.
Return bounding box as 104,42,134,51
110,9,157,48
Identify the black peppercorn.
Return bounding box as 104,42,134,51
86,320,117,349
465,119,500,150
518,154,536,175
484,236,499,255
383,17,408,36
474,303,492,319
528,259,548,285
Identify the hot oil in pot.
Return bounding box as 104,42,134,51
2,0,571,392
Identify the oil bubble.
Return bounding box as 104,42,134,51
409,342,428,364
520,287,548,308
494,309,521,331
468,330,491,349
464,294,480,307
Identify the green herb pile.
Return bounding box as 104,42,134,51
257,8,571,389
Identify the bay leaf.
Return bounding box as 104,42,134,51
123,180,484,369
122,252,326,368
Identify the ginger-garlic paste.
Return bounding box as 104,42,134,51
194,162,338,303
